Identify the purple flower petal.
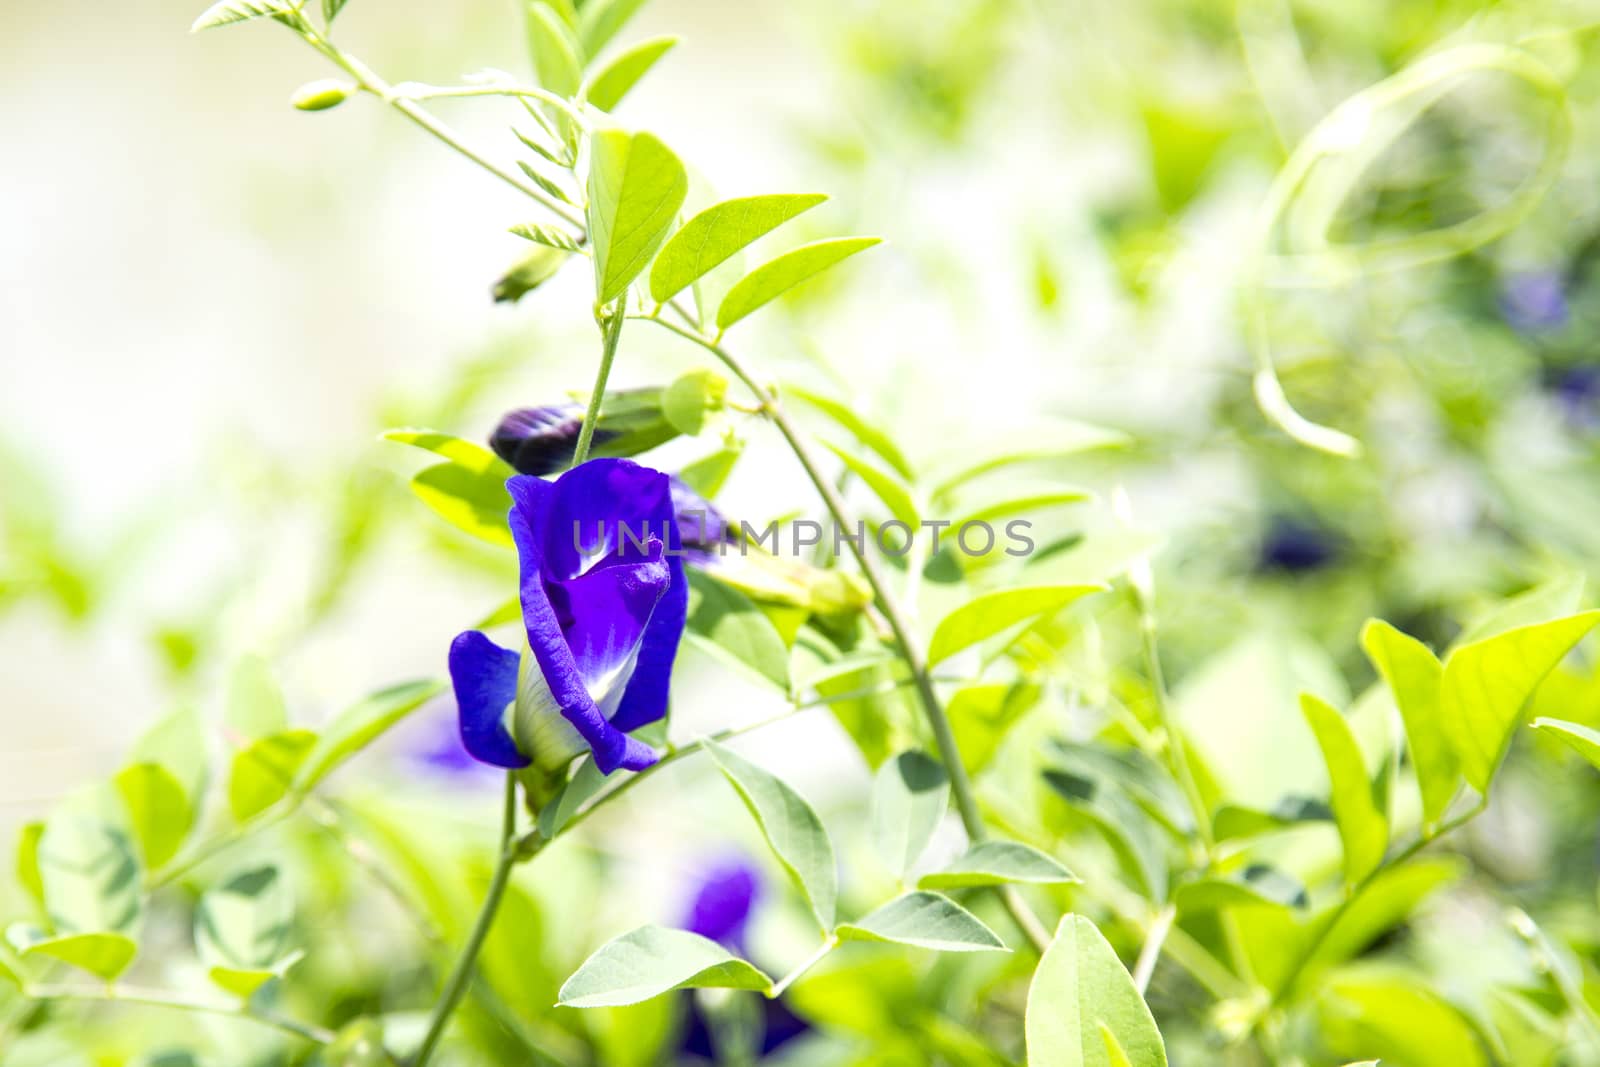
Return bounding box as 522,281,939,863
507,460,682,775
447,631,530,769
547,540,671,695
536,460,674,580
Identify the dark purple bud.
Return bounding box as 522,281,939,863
1257,517,1339,574
1552,366,1600,431
489,404,592,476
489,391,682,475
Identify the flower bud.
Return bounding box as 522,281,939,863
489,390,680,475
292,79,353,112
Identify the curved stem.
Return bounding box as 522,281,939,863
647,308,1053,955
1131,903,1176,994
412,772,520,1067
23,983,333,1045
768,936,837,999
1267,798,1484,1007
573,308,624,467
295,30,585,230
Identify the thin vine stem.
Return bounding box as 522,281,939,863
646,309,1054,954
22,983,334,1044
573,307,624,466
1266,798,1485,1008
412,772,520,1067
294,29,585,230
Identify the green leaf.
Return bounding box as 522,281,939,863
783,384,913,480
716,238,880,331
705,740,837,933
385,430,519,544
918,841,1076,889
1025,915,1168,1067
411,461,516,546
948,682,1040,773
576,0,649,55
382,428,503,467
525,2,583,96
229,730,317,822
517,158,579,205
195,866,297,998
649,195,828,305
16,822,44,906
676,443,742,498
5,926,138,981
1456,574,1585,647
1301,694,1388,885
224,654,287,741
871,751,949,879
1173,864,1308,914
1319,966,1489,1067
1361,619,1454,824
1531,716,1600,768
1211,796,1331,842
510,221,584,252
585,36,678,112
1042,771,1167,900
537,756,608,838
930,422,1130,501
558,925,772,1007
836,892,1007,953
587,130,689,304
130,707,209,813
1100,1025,1136,1067
36,817,142,936
820,441,919,529
1442,611,1600,794
950,490,1091,533
190,0,298,31
686,570,790,689
661,368,728,436
322,0,348,24
928,585,1104,668
294,679,445,792
115,763,193,871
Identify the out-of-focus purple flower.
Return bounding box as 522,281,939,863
1500,271,1568,334
682,856,762,952
1552,366,1600,432
676,856,810,1062
448,459,688,775
1257,517,1339,574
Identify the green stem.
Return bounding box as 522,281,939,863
1267,798,1484,1008
768,936,837,999
295,30,585,230
22,983,333,1044
1131,903,1176,994
149,803,295,889
647,309,1054,955
1133,584,1214,853
412,772,520,1067
517,704,815,854
573,308,624,467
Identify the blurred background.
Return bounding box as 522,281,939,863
10,0,1600,1063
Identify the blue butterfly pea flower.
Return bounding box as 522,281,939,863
447,458,688,775
682,856,762,953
